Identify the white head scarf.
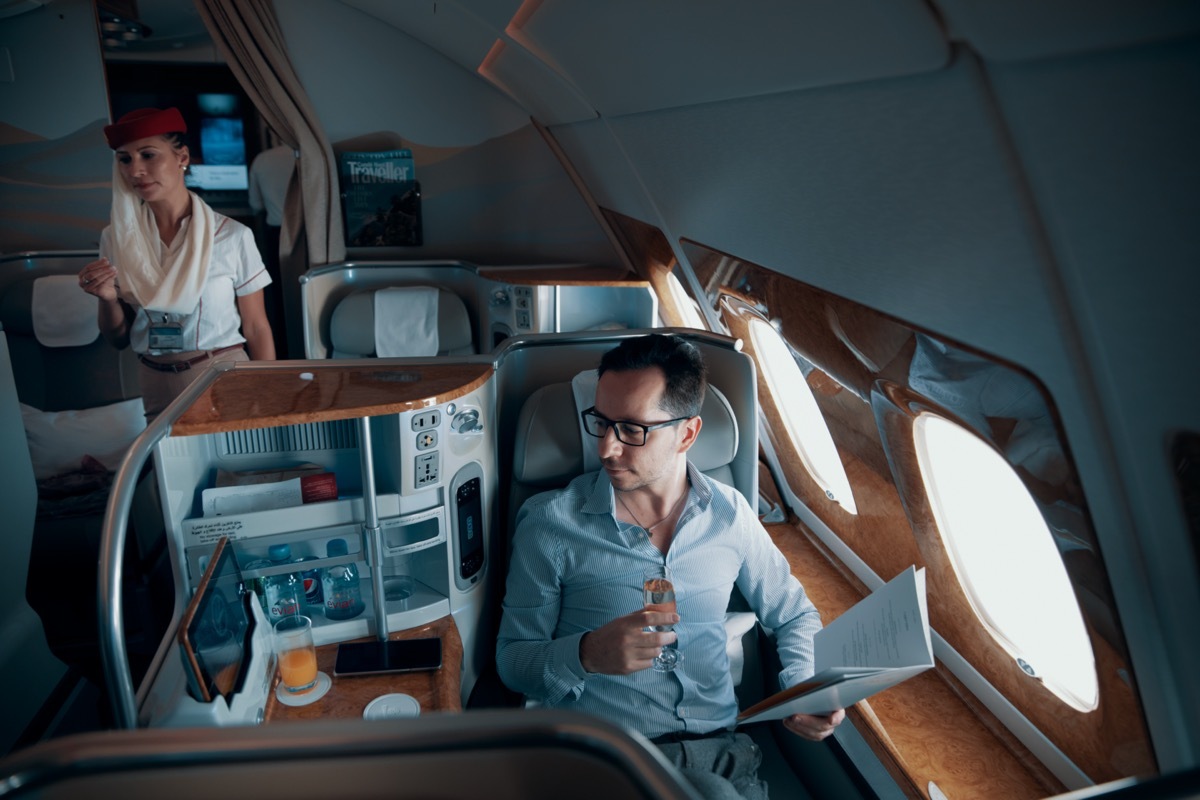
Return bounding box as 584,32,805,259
108,160,214,315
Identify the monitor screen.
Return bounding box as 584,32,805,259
185,164,249,192
178,537,253,704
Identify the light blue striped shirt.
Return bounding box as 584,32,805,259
496,461,821,739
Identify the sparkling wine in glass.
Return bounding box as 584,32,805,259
643,565,682,672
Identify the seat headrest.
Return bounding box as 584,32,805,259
329,291,376,356
0,275,99,347
329,287,474,358
513,379,738,487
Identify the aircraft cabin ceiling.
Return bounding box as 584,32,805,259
110,1,1200,123
343,0,1200,124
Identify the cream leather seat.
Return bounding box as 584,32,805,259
468,366,761,711
510,379,739,537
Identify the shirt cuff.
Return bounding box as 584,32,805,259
546,632,589,702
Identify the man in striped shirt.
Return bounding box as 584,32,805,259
497,334,844,800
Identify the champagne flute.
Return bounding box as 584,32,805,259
643,564,682,672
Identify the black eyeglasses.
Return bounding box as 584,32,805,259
580,407,690,447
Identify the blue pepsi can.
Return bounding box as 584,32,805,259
295,556,324,610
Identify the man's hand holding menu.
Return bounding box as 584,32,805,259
738,566,934,724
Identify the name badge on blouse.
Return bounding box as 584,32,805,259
148,314,184,352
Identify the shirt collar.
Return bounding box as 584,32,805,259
582,461,714,543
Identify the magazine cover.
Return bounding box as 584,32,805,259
339,150,422,246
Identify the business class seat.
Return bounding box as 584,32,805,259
467,372,759,709
0,261,167,707
0,272,140,412
328,286,475,358
509,377,740,535
0,710,700,800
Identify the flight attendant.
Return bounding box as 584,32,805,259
78,106,276,420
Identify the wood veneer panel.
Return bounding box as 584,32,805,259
769,521,1060,799
599,207,699,329
265,616,463,723
689,241,1156,786
171,362,493,436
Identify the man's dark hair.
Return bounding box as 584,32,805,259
597,334,707,418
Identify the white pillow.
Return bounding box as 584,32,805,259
20,398,146,480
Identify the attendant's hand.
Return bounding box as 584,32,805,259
782,708,846,741
78,257,119,302
580,608,678,675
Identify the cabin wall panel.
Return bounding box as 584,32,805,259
507,0,949,117
594,54,1072,371
0,0,111,252
550,119,665,230
932,0,1200,62
275,0,528,146
273,0,617,268
985,37,1200,767
547,47,1198,772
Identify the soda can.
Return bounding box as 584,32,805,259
295,556,324,610
240,559,272,613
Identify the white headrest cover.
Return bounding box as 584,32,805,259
375,286,439,357
329,287,475,358
32,275,99,348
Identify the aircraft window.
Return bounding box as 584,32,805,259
914,413,1098,712
666,270,708,329
748,317,858,515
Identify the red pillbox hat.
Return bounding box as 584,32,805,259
103,107,187,149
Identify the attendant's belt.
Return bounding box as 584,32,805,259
138,344,244,373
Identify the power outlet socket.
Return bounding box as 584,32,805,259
411,410,441,431
415,452,440,487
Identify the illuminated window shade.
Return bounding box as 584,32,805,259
666,271,708,329
748,318,857,515
914,414,1098,711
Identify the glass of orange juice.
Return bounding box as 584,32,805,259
274,615,318,693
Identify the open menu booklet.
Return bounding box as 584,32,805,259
737,566,934,724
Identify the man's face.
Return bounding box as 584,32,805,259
593,366,698,493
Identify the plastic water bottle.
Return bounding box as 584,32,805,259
322,538,364,620
264,543,304,620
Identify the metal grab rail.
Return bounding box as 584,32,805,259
358,415,388,642
97,364,230,729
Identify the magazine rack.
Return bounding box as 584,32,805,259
339,150,422,246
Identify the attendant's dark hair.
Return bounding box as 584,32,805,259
597,334,707,418
161,132,189,172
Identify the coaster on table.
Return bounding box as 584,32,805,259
363,692,421,719
275,671,331,706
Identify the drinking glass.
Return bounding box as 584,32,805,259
274,615,318,693
643,565,682,672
